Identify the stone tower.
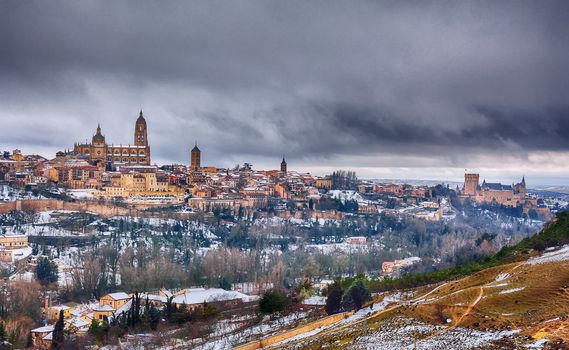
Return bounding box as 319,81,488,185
463,173,480,196
190,142,201,171
517,176,526,197
281,156,287,173
90,123,107,160
134,110,148,147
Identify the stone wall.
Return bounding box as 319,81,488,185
0,199,190,220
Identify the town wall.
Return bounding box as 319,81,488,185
0,199,190,220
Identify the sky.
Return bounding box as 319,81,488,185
1,1,569,186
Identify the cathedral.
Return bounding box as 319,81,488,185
73,110,151,167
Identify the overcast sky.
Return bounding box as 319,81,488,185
1,1,568,185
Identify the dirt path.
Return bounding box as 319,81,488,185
416,262,525,345
265,283,449,349
267,263,526,349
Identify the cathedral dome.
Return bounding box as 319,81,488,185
92,124,105,144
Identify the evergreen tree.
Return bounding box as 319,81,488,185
165,295,174,322
0,322,5,343
36,257,58,286
51,310,65,349
341,280,372,311
149,305,161,330
26,332,33,349
88,319,101,342
259,290,286,314
325,282,343,315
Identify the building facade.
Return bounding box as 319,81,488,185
190,143,201,171
73,111,151,167
461,173,526,207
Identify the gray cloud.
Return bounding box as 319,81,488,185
1,1,569,182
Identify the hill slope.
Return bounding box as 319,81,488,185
268,212,569,349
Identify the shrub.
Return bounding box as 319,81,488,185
325,282,343,315
259,290,287,314
341,280,371,311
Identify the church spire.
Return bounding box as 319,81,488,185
280,155,287,173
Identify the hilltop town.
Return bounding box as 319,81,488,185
0,112,557,218
0,112,567,349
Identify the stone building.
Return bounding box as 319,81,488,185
0,235,31,263
72,110,151,167
280,156,287,173
190,143,201,171
461,173,526,207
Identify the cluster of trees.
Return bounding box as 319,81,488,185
325,278,372,315
0,281,42,348
317,197,359,213
329,170,358,190
30,201,541,305
365,210,569,293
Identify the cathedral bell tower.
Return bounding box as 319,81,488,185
190,142,201,171
90,123,107,160
134,110,148,147
281,155,287,173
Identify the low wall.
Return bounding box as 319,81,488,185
0,199,190,220
235,311,353,350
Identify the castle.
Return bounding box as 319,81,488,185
461,173,526,207
72,110,151,167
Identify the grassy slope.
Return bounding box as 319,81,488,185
280,211,569,349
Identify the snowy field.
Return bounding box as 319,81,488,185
350,317,522,350
525,245,569,265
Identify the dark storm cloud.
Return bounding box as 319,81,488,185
1,0,569,172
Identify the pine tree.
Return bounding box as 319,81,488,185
325,283,343,315
149,305,161,330
0,321,6,343
36,257,58,286
26,332,33,348
51,310,65,349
